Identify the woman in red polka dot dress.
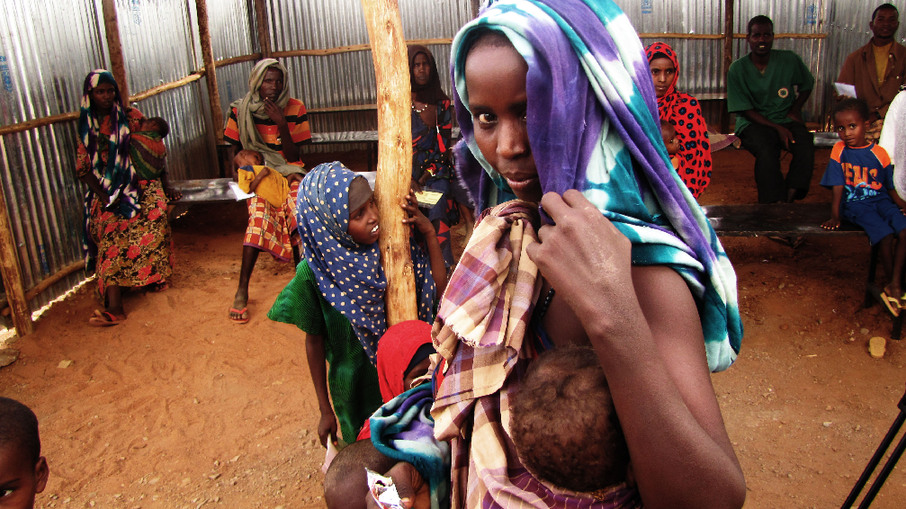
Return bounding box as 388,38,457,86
646,42,712,198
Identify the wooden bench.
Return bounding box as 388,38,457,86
306,128,462,172
703,203,900,339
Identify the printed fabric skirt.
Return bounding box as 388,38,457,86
243,181,299,261
90,179,173,294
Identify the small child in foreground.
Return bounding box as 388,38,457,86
820,98,906,316
129,116,180,201
0,397,49,509
233,149,290,208
510,346,630,500
660,119,681,171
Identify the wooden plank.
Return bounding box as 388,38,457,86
361,0,417,325
101,0,129,103
720,0,734,133
196,0,224,144
254,0,270,58
0,178,33,334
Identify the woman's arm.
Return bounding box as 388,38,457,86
526,190,745,509
78,173,110,204
305,332,337,448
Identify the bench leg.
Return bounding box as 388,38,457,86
865,243,880,308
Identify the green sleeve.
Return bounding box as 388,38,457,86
726,60,753,114
267,260,327,336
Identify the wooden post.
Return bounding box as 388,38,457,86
196,0,224,143
254,0,271,58
471,0,482,17
721,0,735,133
361,0,417,325
0,179,33,335
101,0,130,103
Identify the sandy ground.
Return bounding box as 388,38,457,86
2,147,906,508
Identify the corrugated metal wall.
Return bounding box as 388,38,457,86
0,0,903,331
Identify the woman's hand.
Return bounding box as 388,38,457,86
400,191,434,238
526,190,637,336
317,409,338,448
363,462,430,509
286,173,304,185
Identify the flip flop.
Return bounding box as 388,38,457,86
229,307,250,324
89,310,124,327
881,291,901,317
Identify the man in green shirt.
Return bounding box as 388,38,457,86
728,15,816,204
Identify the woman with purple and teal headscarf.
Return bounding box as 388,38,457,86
420,0,746,507
76,69,173,327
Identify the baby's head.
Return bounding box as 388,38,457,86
140,117,169,138
660,120,680,155
346,176,379,245
0,397,48,509
511,346,629,493
234,149,264,169
833,98,871,148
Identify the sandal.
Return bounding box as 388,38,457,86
881,291,901,317
89,310,125,327
229,307,250,324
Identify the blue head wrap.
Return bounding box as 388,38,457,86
297,162,437,363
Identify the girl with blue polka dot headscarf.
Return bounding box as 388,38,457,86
269,161,444,445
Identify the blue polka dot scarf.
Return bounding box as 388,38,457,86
297,162,437,363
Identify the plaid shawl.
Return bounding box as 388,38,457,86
431,200,641,508
451,0,741,372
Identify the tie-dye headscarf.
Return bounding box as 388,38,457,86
78,69,141,219
451,0,741,371
297,162,437,362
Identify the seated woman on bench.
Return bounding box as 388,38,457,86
222,58,312,324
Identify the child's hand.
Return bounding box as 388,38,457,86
400,191,433,237
821,218,840,230
318,410,338,449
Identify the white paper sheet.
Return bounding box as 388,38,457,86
834,82,857,98
227,181,255,201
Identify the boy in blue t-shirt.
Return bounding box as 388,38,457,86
821,98,906,316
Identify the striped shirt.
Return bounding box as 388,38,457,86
223,97,312,160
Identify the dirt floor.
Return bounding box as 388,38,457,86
2,147,906,508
